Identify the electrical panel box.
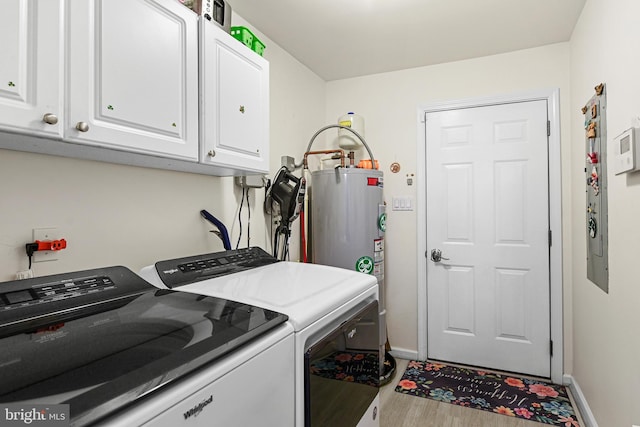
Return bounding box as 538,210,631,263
235,175,266,188
613,127,640,175
583,83,608,293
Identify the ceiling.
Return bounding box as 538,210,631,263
229,0,586,81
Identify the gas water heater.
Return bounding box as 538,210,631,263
305,116,392,381
311,167,385,304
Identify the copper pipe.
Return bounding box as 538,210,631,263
305,124,376,170
303,149,345,169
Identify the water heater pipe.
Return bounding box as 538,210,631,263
303,149,346,169
304,124,376,169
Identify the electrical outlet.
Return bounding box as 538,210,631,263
281,155,296,171
32,227,59,263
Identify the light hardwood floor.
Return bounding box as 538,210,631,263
380,359,584,427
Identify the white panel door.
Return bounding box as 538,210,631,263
0,0,62,137
66,0,198,161
426,100,551,377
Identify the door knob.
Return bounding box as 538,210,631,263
75,122,89,132
430,249,449,263
42,113,58,125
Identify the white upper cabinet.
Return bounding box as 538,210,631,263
65,0,199,161
200,20,270,174
0,0,62,138
0,1,270,175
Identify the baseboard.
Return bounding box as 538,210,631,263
388,347,418,361
564,375,598,427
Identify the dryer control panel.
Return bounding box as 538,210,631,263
155,246,278,288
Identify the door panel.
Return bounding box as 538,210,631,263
444,164,473,241
66,0,198,160
0,0,61,137
99,0,186,132
426,100,550,377
495,268,528,340
200,19,269,173
445,266,475,334
495,160,526,242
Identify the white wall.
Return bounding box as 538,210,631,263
325,44,574,369
570,1,640,426
234,14,327,262
0,12,325,281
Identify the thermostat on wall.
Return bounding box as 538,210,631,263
613,127,640,175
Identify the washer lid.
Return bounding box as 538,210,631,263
0,266,288,426
142,261,378,331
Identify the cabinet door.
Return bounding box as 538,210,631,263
200,20,269,174
66,0,198,161
0,0,62,137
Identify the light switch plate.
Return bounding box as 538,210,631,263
391,196,413,211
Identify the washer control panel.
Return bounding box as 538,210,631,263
0,266,152,338
0,276,115,312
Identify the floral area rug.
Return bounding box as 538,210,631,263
395,361,579,426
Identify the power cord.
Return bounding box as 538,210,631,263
24,239,67,270
26,243,38,269
235,187,245,250
246,188,251,248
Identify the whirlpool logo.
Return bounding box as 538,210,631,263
183,395,213,420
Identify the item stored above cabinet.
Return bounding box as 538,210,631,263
231,26,267,56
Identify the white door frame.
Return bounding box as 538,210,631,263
416,88,563,384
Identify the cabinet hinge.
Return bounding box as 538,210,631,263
547,120,551,137
550,340,554,356
548,230,552,247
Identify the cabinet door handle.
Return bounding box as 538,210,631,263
208,150,216,157
42,113,58,125
239,105,245,114
76,122,89,132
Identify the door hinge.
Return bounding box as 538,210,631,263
548,230,552,247
547,120,551,137
550,340,554,356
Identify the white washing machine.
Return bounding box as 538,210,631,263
140,247,381,427
0,265,295,427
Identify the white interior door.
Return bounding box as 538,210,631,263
426,100,551,377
